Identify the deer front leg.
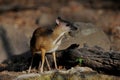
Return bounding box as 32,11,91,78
39,48,46,72
52,51,58,69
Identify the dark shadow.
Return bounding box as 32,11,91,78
0,50,54,72
0,26,14,60
0,51,31,72
0,26,31,71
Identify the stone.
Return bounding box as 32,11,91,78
14,67,96,80
0,24,31,63
58,22,111,51
36,13,55,27
111,26,120,51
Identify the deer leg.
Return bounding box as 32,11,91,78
39,48,46,72
52,51,58,69
45,56,51,70
28,54,34,73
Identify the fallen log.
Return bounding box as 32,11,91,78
44,44,120,76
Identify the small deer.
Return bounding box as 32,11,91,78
28,17,77,73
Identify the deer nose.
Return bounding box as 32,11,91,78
71,25,78,31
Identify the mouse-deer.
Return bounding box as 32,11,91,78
28,17,77,73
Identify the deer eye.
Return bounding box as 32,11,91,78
66,24,70,26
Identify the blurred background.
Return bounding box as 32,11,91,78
0,0,120,63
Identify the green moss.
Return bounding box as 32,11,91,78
76,58,83,65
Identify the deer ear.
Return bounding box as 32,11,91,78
56,18,60,25
56,17,62,25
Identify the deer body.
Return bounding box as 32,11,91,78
28,17,77,73
31,27,66,54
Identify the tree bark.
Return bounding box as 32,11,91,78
53,44,120,76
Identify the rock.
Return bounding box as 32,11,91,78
15,73,41,80
14,67,97,80
36,13,55,27
0,24,31,63
111,26,120,51
14,67,119,80
58,22,111,51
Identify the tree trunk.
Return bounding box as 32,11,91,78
53,44,120,76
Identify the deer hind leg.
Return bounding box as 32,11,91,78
45,56,51,70
39,48,46,72
28,54,34,73
52,51,58,69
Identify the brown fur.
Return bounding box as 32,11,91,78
30,25,68,54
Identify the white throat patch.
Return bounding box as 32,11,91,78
53,32,65,45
